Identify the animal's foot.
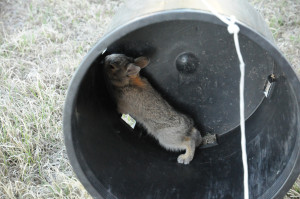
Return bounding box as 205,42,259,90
177,154,193,165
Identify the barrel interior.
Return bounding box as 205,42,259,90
70,17,300,199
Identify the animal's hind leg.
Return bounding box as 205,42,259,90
177,136,196,165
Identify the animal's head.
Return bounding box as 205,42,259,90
104,54,150,87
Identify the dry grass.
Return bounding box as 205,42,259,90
251,0,300,73
0,0,122,198
0,0,299,198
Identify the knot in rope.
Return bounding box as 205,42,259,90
227,16,240,34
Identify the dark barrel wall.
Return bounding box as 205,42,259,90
63,2,300,199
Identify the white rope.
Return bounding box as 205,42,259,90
201,1,249,199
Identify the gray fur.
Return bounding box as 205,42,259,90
104,54,202,164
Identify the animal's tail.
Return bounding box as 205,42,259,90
191,127,202,147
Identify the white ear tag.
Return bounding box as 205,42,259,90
121,114,136,129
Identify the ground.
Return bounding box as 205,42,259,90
0,0,299,198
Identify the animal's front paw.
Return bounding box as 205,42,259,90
177,154,192,165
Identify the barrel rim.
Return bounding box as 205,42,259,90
63,9,300,199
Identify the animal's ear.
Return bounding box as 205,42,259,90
134,56,150,68
127,64,141,76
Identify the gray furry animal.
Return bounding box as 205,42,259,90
104,54,202,164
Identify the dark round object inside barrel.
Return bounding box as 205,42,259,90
176,52,199,74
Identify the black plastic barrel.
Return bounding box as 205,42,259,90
63,0,300,198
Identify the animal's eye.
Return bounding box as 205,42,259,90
110,64,115,69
